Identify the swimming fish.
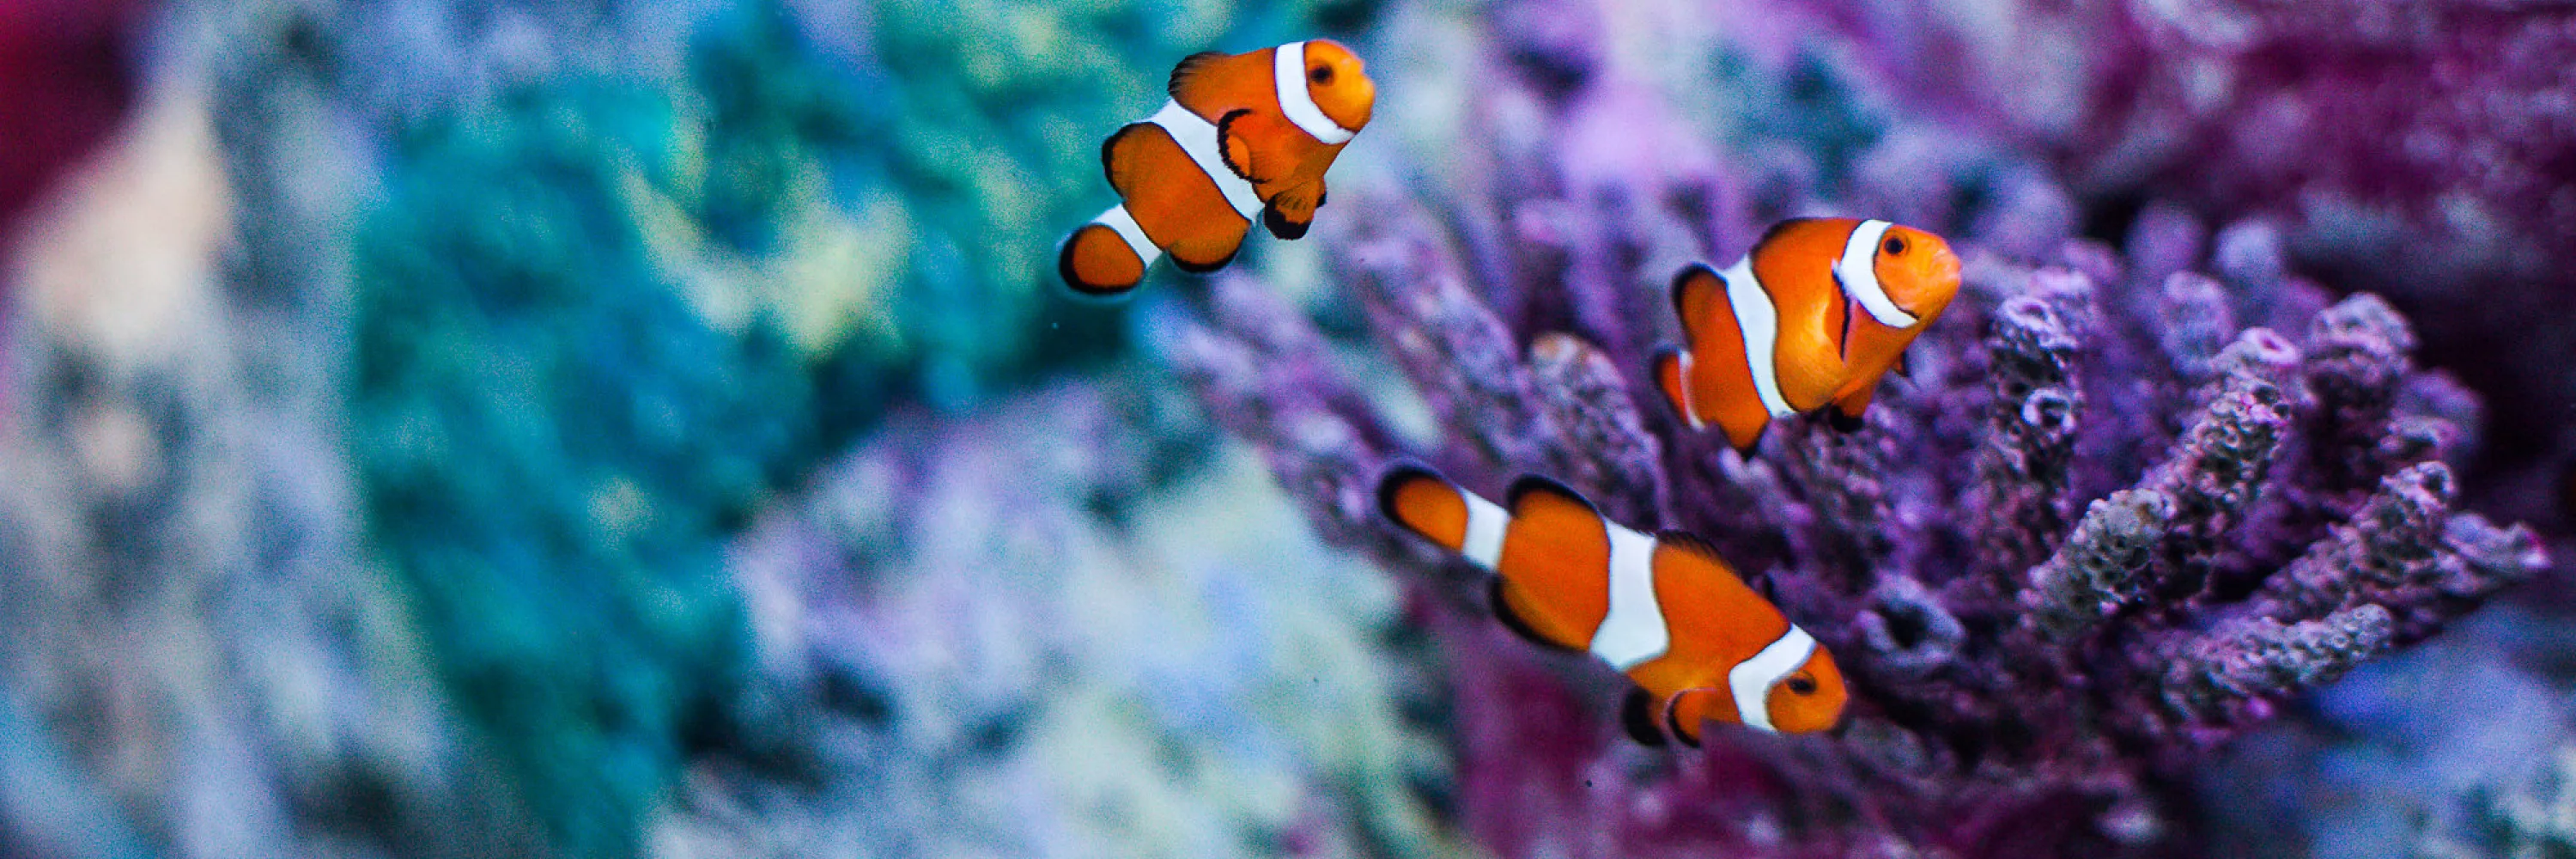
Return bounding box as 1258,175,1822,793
1057,40,1375,297
1376,463,1848,745
1653,217,1962,452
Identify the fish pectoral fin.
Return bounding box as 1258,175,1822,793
1166,50,1226,101
1215,109,1265,183
1261,180,1323,241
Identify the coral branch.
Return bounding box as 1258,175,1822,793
2139,347,2293,599
2022,489,2175,642
1970,283,2090,577
2160,604,2394,728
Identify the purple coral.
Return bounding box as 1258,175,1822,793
1159,15,2549,854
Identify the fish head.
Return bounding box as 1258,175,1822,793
1871,224,1962,327
1300,39,1375,132
1762,645,1849,734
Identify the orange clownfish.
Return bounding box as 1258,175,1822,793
1377,464,1848,745
1058,40,1375,298
1653,218,1962,451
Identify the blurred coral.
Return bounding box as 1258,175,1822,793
653,370,1469,859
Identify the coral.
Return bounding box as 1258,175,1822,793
1755,0,2576,525
1163,3,2551,852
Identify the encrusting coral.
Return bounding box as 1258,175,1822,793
1161,5,2550,852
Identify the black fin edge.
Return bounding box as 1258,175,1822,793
1375,460,1445,531
1664,692,1707,748
1056,226,1140,299
1262,203,1309,241
1489,576,1583,655
1215,109,1256,181
1828,409,1866,433
1099,122,1147,186
1668,262,1717,321
1170,242,1240,274
1622,689,1668,746
1653,529,1727,564
1504,473,1601,517
1166,51,1225,100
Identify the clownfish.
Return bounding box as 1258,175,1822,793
1057,40,1375,297
1653,218,1962,452
1377,464,1848,744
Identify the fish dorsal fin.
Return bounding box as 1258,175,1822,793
1654,529,1727,564
1504,474,1601,520
1668,262,1722,327
1751,217,1818,254
1167,51,1226,101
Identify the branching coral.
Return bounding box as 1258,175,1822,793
1161,9,2549,852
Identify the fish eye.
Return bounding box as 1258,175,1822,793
1310,64,1334,84
1785,673,1818,696
1884,235,1908,256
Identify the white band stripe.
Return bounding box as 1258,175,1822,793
1728,625,1817,734
1834,219,1920,328
1719,256,1799,417
1146,101,1265,221
1460,492,1509,570
1273,41,1356,145
1091,205,1162,268
1589,524,1670,669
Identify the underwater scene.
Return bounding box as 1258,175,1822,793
3,0,2573,856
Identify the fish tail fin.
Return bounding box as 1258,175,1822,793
1650,344,1702,430
1377,461,1483,554
1060,205,1157,298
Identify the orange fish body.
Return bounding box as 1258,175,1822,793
1377,465,1848,744
1058,40,1375,297
1654,218,1963,451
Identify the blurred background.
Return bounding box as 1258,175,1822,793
0,0,2571,856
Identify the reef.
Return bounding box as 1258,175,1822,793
1162,4,2551,851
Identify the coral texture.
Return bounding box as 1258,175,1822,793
1164,4,2551,851
1765,0,2576,523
